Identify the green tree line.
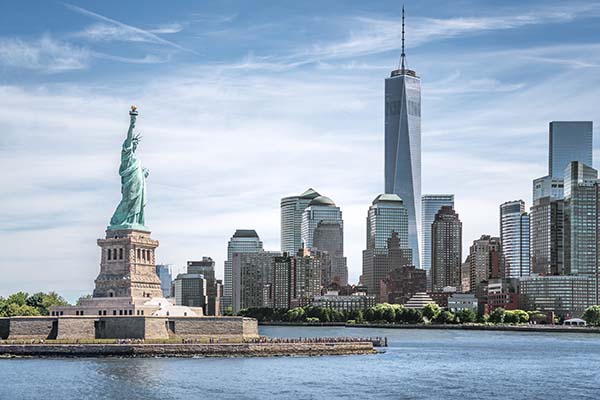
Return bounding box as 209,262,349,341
0,291,69,317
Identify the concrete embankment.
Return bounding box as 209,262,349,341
0,342,377,358
261,322,600,334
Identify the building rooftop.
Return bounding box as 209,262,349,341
233,229,259,238
309,195,336,207
404,292,436,309
372,193,403,205
300,188,321,199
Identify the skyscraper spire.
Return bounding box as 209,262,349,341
401,1,406,71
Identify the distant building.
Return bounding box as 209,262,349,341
448,293,478,313
270,250,324,310
362,194,412,300
172,273,208,310
155,264,173,297
384,34,422,269
431,206,462,291
468,235,502,294
281,188,320,254
530,196,564,275
427,290,454,308
519,275,596,318
486,279,520,313
548,121,593,180
380,265,426,304
232,251,280,313
533,175,564,202
404,293,435,309
313,221,347,286
224,230,264,311
312,290,376,312
500,200,530,278
187,257,221,316
421,195,454,273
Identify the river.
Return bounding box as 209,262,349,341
1,326,599,399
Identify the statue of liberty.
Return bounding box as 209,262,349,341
108,106,149,231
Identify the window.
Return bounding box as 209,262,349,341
113,249,117,260
119,248,123,260
119,310,123,315
98,311,102,316
137,248,141,259
129,310,133,315
108,249,111,261
113,310,117,315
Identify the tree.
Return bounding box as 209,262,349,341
455,309,477,324
422,303,441,322
503,310,519,324
435,311,456,324
489,308,506,324
583,305,600,326
7,292,28,307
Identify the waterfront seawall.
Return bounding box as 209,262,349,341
260,322,600,334
0,342,377,358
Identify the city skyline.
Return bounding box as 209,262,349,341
2,1,600,300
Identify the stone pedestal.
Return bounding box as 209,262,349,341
94,229,163,299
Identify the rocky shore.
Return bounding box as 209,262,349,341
0,341,378,358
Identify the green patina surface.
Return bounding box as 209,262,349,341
108,107,149,232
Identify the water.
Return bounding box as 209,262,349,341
1,326,600,399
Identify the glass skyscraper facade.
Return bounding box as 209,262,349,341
384,63,421,269
549,121,593,180
223,229,263,311
421,194,454,273
500,200,530,278
155,264,173,298
300,196,343,249
280,188,320,254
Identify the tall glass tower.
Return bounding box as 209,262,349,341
549,121,593,180
384,6,421,268
421,195,454,273
500,200,530,278
223,230,263,311
281,188,320,254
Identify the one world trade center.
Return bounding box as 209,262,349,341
384,5,421,268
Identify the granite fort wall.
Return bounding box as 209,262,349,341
56,317,96,340
0,318,9,340
169,317,258,339
7,317,58,339
96,317,149,339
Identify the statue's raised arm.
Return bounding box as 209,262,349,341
108,106,149,232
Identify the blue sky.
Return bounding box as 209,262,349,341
1,0,600,301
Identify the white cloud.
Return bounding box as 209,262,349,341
0,35,90,72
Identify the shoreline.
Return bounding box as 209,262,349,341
0,341,378,358
259,322,600,334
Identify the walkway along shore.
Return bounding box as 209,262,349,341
260,321,600,334
0,338,383,358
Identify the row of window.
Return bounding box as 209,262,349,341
106,248,153,262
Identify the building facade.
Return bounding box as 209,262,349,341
187,257,221,316
232,251,279,313
380,265,427,304
468,235,502,296
421,195,454,273
530,197,564,275
172,273,208,310
448,293,478,313
312,290,376,312
223,230,264,311
362,194,412,300
549,121,593,180
500,200,530,278
431,206,462,291
155,264,173,298
384,19,422,269
280,188,320,254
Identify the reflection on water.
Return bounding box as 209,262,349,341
1,327,600,400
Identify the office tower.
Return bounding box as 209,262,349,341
530,197,564,275
421,195,454,272
549,121,593,179
431,206,462,291
223,230,263,311
362,194,412,301
520,275,596,317
500,201,530,278
280,188,320,254
563,162,600,304
300,195,347,286
232,251,279,313
313,221,347,286
384,6,421,268
187,257,221,316
155,264,173,297
533,175,564,202
468,235,502,292
171,273,208,310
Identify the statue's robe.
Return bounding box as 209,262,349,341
109,136,146,227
